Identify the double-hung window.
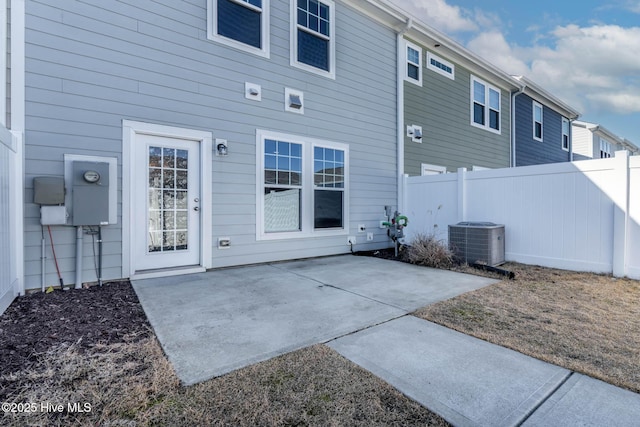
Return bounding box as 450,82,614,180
404,40,422,85
471,75,500,133
292,0,335,78
314,146,344,228
258,130,348,239
533,101,543,141
207,0,270,57
562,118,570,151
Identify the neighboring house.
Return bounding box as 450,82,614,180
572,120,639,160
12,0,417,293
511,76,580,166
401,25,521,176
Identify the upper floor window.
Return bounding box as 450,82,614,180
600,138,612,158
562,118,570,151
427,51,454,80
292,0,335,78
470,75,500,134
207,0,270,58
533,101,543,141
404,40,422,85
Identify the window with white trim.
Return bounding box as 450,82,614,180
562,118,570,151
404,40,422,85
257,130,348,239
292,0,335,78
426,51,454,80
600,138,612,158
471,75,500,133
207,0,270,58
533,101,543,141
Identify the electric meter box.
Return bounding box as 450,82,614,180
71,161,110,225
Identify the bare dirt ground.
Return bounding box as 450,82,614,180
0,281,449,426
415,262,640,394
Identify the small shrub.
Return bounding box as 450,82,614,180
404,233,455,269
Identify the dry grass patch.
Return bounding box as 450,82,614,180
2,338,449,426
414,262,640,393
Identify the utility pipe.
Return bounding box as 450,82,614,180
75,226,83,289
41,227,45,292
97,226,103,286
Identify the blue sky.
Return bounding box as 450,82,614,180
394,0,640,145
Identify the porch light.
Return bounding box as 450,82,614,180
216,139,228,156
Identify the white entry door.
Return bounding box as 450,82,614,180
133,134,201,271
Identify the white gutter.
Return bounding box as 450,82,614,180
397,18,411,213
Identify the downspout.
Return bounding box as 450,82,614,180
397,18,411,213
511,84,526,167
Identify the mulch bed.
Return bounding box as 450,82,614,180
0,281,150,391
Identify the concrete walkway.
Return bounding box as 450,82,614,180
132,255,497,384
133,254,640,425
328,316,640,426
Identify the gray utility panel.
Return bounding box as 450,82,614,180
33,176,65,205
71,161,110,225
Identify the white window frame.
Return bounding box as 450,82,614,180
207,0,270,58
404,39,422,86
562,117,570,151
533,101,544,142
256,130,348,240
426,51,454,80
290,0,336,79
470,75,501,134
421,163,446,176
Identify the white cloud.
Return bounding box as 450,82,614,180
466,31,529,75
626,1,640,13
587,91,640,114
525,24,640,114
397,0,477,33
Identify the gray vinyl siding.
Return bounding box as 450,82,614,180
404,45,511,176
514,94,570,166
22,0,398,289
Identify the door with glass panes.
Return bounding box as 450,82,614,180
133,134,200,271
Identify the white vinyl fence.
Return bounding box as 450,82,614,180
0,126,19,314
404,151,640,279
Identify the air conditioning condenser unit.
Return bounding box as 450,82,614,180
448,222,505,266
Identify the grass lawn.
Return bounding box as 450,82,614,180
416,262,640,394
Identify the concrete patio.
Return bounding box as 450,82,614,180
132,254,497,385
